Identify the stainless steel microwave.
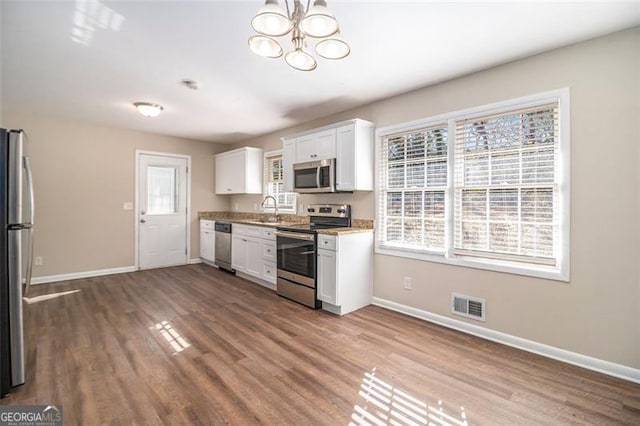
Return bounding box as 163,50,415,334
293,158,336,193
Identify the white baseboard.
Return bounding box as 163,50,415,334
189,258,203,264
372,297,640,384
31,266,137,285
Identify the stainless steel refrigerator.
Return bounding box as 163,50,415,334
0,128,34,397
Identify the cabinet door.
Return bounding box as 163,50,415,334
295,134,316,162
317,248,338,305
336,124,355,191
200,229,215,261
315,129,337,160
283,138,296,192
246,236,263,278
215,150,245,194
231,234,247,271
295,129,337,162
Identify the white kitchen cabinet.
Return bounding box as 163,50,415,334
215,147,263,194
295,129,336,162
316,232,374,315
317,248,337,305
281,119,374,192
199,220,216,266
282,138,296,192
231,224,277,288
336,121,374,191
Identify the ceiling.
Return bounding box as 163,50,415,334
1,1,639,144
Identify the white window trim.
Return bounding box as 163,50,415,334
375,88,570,282
263,149,296,213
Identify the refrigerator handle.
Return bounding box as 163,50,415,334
23,156,35,298
24,156,35,225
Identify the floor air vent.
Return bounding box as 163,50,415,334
451,293,486,322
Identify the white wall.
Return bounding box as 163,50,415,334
0,114,229,276
229,28,640,369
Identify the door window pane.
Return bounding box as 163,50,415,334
147,166,178,214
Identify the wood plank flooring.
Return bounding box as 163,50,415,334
1,264,639,425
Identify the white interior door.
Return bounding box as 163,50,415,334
138,153,188,269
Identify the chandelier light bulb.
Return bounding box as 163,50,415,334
299,0,338,38
315,35,350,60
285,49,317,71
251,0,293,36
248,35,283,58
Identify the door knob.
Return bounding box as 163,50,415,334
140,218,146,223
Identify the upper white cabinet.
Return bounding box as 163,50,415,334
215,147,263,194
336,122,374,191
282,119,374,192
295,129,336,162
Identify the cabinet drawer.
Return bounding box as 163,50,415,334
263,241,276,261
263,261,276,283
245,225,262,237
317,234,336,251
233,224,249,235
261,227,276,240
200,220,215,230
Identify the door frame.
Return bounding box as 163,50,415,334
134,150,192,270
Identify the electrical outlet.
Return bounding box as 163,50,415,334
123,202,133,210
34,256,43,266
403,276,412,290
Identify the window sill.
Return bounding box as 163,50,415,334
375,244,569,282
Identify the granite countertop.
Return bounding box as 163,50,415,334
198,211,373,234
316,227,374,235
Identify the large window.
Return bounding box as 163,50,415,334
376,90,569,280
264,150,296,213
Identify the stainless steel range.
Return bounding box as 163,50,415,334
275,204,351,308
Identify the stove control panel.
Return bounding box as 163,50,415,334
306,204,351,218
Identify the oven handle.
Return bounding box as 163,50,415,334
275,230,315,242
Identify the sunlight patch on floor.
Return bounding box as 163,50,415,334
350,367,468,426
151,320,191,354
23,289,81,304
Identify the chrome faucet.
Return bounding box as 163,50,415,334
261,195,280,222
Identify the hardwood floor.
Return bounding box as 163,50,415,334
2,264,639,425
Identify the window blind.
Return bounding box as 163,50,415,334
453,103,559,264
377,124,448,252
264,154,295,211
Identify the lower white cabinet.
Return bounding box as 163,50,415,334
317,232,374,315
231,224,277,288
200,220,216,266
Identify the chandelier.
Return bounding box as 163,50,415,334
248,0,350,71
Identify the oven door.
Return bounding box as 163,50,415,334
275,231,316,285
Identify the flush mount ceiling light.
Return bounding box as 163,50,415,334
133,102,163,118
248,0,350,71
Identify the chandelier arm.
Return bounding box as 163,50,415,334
284,0,291,18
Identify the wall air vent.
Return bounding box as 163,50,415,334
451,293,486,322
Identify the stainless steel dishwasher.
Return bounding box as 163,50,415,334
214,221,234,272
